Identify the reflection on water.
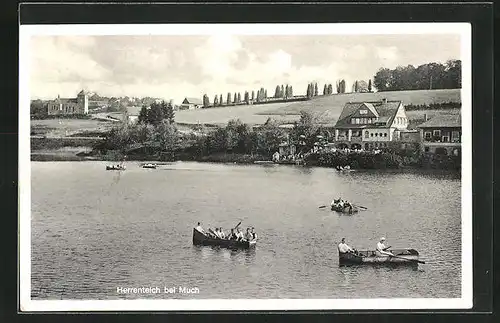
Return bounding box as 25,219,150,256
30,161,461,299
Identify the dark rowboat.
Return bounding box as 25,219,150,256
192,229,256,249
331,204,359,213
106,165,126,171
339,248,420,265
142,163,157,169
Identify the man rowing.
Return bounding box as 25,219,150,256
245,228,253,241
376,237,394,256
338,238,354,254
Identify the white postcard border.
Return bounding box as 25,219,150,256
19,23,472,312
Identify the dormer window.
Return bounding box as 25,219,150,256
359,109,368,115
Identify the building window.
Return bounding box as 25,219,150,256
424,146,430,152
375,142,378,147
433,130,441,137
351,118,355,124
424,132,431,140
375,133,378,137
364,131,369,138
360,109,368,115
384,133,387,137
442,136,450,143
370,133,373,137
365,143,369,150
452,131,460,142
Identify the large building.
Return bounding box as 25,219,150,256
417,114,461,156
333,99,409,150
47,90,89,115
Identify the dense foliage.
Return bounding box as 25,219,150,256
373,60,461,92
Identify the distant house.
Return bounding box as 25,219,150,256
179,97,202,110
417,114,461,156
47,90,89,115
333,99,409,150
126,106,142,123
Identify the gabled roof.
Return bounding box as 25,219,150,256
78,89,90,96
182,97,202,105
418,114,461,128
52,98,78,104
334,100,402,129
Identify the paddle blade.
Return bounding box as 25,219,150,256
318,205,327,209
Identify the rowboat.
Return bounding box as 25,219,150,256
106,165,126,171
331,204,359,213
142,163,157,169
192,229,256,249
339,248,420,265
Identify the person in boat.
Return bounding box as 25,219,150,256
245,228,253,241
376,237,394,256
236,228,245,241
195,222,206,235
229,228,238,240
213,228,221,239
219,227,226,239
251,227,257,241
338,238,354,254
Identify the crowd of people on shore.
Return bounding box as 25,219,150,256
195,223,257,242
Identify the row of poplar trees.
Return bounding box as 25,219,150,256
202,88,269,108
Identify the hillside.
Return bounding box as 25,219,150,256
175,89,461,126
260,88,461,117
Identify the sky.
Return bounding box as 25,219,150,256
28,33,462,104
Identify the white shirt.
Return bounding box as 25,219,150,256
195,225,205,233
338,242,353,253
376,242,386,252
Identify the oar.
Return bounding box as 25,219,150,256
234,221,242,229
353,204,368,210
389,254,426,264
318,205,328,209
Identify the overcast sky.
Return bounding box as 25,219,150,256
29,34,461,104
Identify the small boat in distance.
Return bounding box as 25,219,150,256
106,164,126,171
331,204,359,214
339,248,421,266
192,229,256,249
142,163,158,169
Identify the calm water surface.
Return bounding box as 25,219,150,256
30,161,461,299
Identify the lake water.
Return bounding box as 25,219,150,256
30,161,461,300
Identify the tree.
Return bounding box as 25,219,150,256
264,89,267,99
314,83,318,96
327,84,333,95
251,90,255,101
213,95,219,107
30,99,47,116
219,94,223,106
256,118,287,155
138,106,149,124
147,102,164,125
306,83,312,98
203,94,210,108
323,84,327,95
354,81,359,92
280,85,285,98
233,92,237,103
237,92,241,103
368,79,372,92
155,120,178,152
244,91,250,104
289,85,293,97
161,100,175,123
274,85,281,98
227,93,232,105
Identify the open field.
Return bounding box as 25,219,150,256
175,101,298,126
175,89,461,126
260,88,461,116
31,118,115,137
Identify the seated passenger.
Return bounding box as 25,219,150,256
219,227,226,239
195,222,205,234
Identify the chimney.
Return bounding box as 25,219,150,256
382,98,387,104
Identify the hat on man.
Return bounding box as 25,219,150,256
380,237,386,241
